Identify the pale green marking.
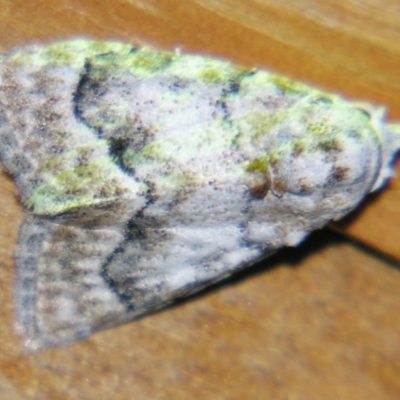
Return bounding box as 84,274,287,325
122,139,198,192
40,155,67,174
26,156,127,215
166,54,245,85
245,151,280,173
245,137,319,176
268,74,310,93
317,138,341,152
199,66,226,84
245,157,270,173
245,111,283,135
7,51,38,66
44,40,133,67
305,100,380,148
122,141,164,169
157,169,197,192
86,46,176,77
198,63,247,85
8,40,132,68
306,119,335,137
37,141,107,175
233,110,284,147
172,170,197,187
125,47,175,73
87,40,133,55
291,139,306,156
42,43,80,65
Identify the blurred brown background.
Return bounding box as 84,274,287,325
0,1,400,399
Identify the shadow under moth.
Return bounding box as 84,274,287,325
0,40,399,350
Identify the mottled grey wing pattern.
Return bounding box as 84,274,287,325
15,216,264,349
15,217,126,349
0,40,398,349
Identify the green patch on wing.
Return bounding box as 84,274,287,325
268,74,310,94
26,157,130,216
88,46,176,76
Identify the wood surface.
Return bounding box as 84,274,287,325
0,1,400,399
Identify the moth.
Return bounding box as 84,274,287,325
0,40,399,350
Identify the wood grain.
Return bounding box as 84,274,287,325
0,1,400,398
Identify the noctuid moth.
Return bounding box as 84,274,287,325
0,39,399,350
